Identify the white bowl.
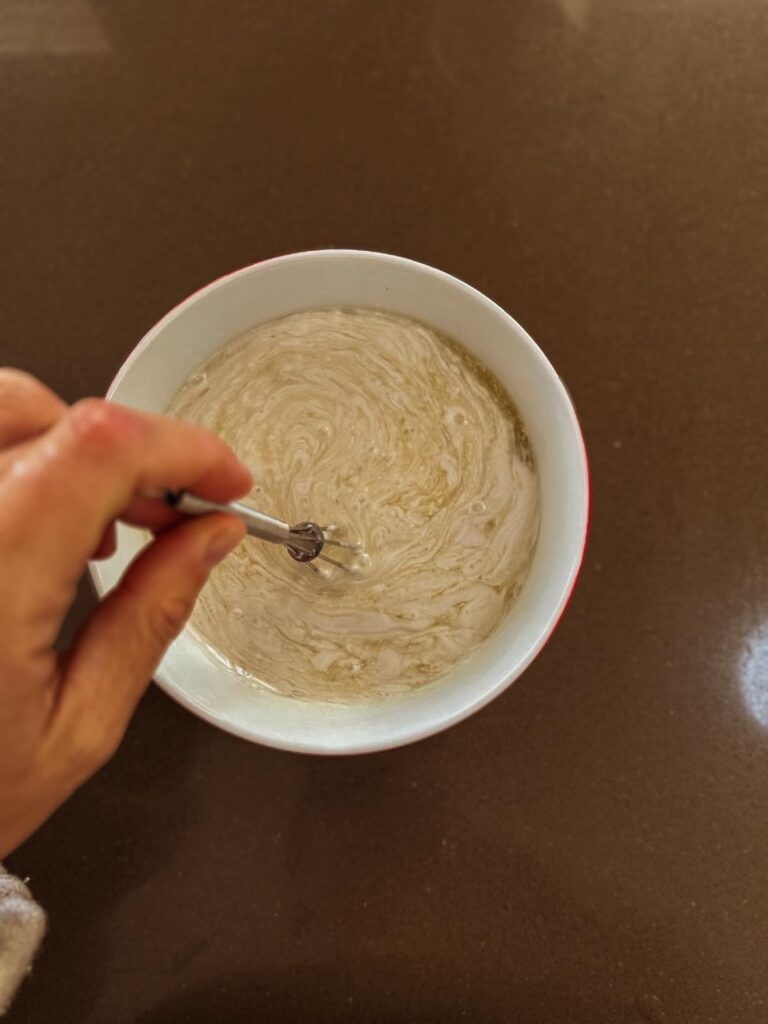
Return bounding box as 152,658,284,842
91,250,589,754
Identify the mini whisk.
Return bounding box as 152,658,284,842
165,491,362,573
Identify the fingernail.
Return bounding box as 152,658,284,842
204,526,242,568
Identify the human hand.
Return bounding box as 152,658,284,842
0,370,251,858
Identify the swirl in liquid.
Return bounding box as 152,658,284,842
168,309,539,702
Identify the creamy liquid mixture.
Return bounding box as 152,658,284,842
168,309,539,701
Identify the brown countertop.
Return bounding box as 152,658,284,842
3,1,768,1021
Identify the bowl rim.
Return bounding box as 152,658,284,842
92,249,590,754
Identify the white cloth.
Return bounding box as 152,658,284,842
0,866,45,1015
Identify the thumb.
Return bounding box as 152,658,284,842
52,514,245,772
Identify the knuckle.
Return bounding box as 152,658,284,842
0,369,59,424
72,720,122,773
67,399,138,455
146,593,196,647
0,367,48,400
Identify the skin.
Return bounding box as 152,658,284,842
0,369,252,859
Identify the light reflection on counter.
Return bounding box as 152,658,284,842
740,623,768,728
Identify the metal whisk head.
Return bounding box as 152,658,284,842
287,521,364,573
166,492,365,574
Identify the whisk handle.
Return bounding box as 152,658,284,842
165,490,294,546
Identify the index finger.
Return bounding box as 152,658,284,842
0,369,66,448
1,399,252,591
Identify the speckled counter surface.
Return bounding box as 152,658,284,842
2,2,768,1021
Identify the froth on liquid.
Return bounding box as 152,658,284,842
168,308,539,702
